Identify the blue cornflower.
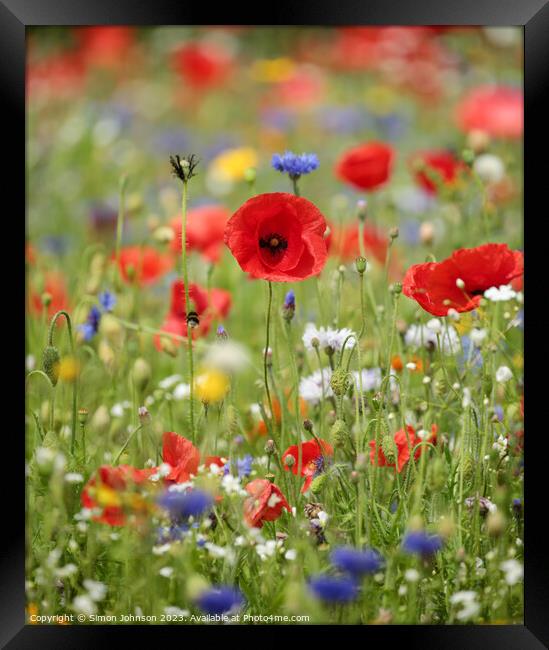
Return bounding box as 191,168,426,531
78,305,102,341
99,291,116,313
157,489,213,520
402,531,443,557
272,151,319,178
284,290,295,309
330,547,383,577
195,586,245,615
308,575,359,603
236,455,253,479
217,325,228,340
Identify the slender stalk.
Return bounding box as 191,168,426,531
180,180,196,443
263,281,274,428
115,175,128,288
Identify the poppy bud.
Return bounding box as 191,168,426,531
99,314,123,345
244,167,256,184
466,129,490,154
310,473,328,494
330,419,349,448
303,419,314,433
42,346,60,386
355,256,367,275
160,336,178,357
461,454,475,486
330,368,350,397
355,452,368,472
78,408,89,426
265,472,276,483
131,358,151,392
311,337,320,349
153,226,175,245
486,510,506,537
381,434,397,464
390,282,402,295
419,222,435,246
461,149,475,166
284,454,294,467
350,470,360,484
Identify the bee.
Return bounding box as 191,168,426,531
304,502,324,520
186,311,200,329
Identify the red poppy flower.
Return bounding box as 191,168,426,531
224,193,328,282
74,27,135,68
455,85,523,139
172,42,233,90
81,465,157,526
243,479,291,528
282,439,334,493
335,142,394,191
411,150,466,194
170,205,230,263
403,243,523,317
162,431,201,484
115,246,174,286
154,280,232,350
369,424,437,473
29,271,69,319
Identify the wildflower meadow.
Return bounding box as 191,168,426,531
25,26,524,625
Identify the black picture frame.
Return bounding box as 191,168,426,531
7,1,549,646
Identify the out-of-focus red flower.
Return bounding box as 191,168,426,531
170,205,230,263
411,150,467,195
455,86,523,139
114,246,174,286
26,51,87,99
243,478,291,528
327,222,401,277
224,193,328,282
172,41,233,90
335,142,394,192
369,424,437,473
73,27,135,68
162,431,200,484
273,65,326,108
29,271,69,318
282,439,334,493
403,243,523,316
154,280,232,350
81,465,157,526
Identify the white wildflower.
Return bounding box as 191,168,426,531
64,472,84,484
83,579,107,602
285,549,297,561
500,559,523,586
299,368,333,405
473,154,505,184
484,285,517,302
202,340,251,374
405,568,420,583
495,366,513,383
450,591,480,621
159,374,183,389
302,323,355,352
72,594,97,617
173,383,191,400
470,328,487,347
352,368,382,392
164,606,189,617
405,324,460,354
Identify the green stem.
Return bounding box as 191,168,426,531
113,425,144,465
263,281,274,430
115,175,128,288
180,180,196,443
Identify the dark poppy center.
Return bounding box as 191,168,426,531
259,232,288,256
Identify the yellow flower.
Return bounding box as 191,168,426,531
250,57,295,83
454,308,485,336
194,369,230,404
58,356,79,382
95,485,122,508
209,147,258,183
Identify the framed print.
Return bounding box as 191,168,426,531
5,0,549,646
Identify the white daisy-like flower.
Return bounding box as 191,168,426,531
484,285,517,302
285,549,297,561
173,383,190,400
404,568,420,583
450,591,480,621
164,606,190,617
72,594,97,617
64,472,84,484
405,324,460,355
470,328,488,346
298,368,333,405
473,153,505,184
302,323,355,352
84,579,107,602
221,473,246,496
55,564,78,578
495,366,513,383
202,340,251,374
352,368,382,392
159,374,183,389
500,559,523,585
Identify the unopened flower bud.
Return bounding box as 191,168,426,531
244,167,256,184
330,419,349,448
153,226,175,245
381,434,397,464
355,256,367,275
131,358,151,392
303,419,314,433
390,282,402,295
356,199,367,222
389,227,399,241
42,345,60,386
310,473,328,494
138,406,151,424
419,222,435,246
77,408,89,426
330,368,349,396
264,439,276,456
456,278,465,290
41,292,53,308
